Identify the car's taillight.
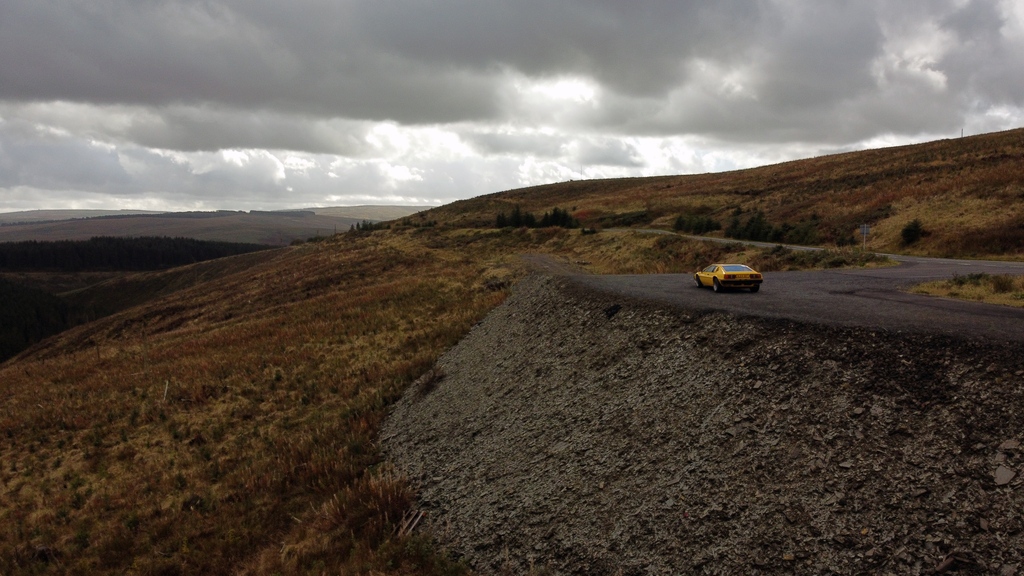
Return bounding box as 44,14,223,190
753,274,761,279
725,274,736,279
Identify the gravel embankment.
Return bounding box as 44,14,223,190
381,274,1024,575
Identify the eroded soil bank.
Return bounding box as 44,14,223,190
381,274,1024,575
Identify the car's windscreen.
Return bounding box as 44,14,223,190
722,265,753,272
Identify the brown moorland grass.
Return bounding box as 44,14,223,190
418,128,1024,258
0,225,885,574
0,229,523,575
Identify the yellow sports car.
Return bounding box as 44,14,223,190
694,263,763,293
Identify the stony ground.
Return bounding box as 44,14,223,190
380,274,1024,575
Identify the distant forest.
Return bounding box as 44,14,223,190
0,236,275,362
0,236,273,272
0,277,70,361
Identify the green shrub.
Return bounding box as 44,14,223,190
990,274,1015,293
947,273,988,287
901,219,924,245
496,206,576,229
673,214,721,235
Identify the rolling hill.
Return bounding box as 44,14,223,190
421,127,1024,258
0,206,426,246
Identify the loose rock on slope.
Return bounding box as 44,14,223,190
381,275,1024,574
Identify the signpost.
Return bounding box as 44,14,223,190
859,224,870,250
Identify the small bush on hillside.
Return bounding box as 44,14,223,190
901,219,925,245
990,274,1016,293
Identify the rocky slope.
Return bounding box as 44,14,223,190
381,274,1024,575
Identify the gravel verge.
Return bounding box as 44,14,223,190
381,274,1024,575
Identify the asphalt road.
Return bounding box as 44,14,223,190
569,253,1024,343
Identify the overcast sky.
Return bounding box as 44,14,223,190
1,0,1022,212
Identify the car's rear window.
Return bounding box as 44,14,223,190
722,265,753,272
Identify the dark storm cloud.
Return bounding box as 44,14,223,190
1,0,1022,210
0,0,767,127
123,108,372,155
0,0,504,123
354,0,763,97
3,0,1020,134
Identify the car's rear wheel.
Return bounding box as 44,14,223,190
712,278,723,293
694,274,702,288
750,285,760,293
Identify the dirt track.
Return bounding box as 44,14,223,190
382,274,1024,574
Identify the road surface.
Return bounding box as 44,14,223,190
559,252,1024,342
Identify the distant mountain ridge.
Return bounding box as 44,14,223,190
0,205,426,223
0,209,165,224
0,205,426,245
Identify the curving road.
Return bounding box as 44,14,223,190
565,253,1024,343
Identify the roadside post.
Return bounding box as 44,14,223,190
859,224,870,250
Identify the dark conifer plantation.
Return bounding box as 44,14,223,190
0,236,272,272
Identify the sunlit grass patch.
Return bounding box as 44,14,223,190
911,273,1024,308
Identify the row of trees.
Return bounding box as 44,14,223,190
0,277,70,362
722,210,827,245
349,220,389,232
673,214,721,235
496,206,578,229
0,236,273,272
687,210,929,247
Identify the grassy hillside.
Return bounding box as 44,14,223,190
1,129,1023,574
0,230,520,574
420,128,1024,258
0,224,886,574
